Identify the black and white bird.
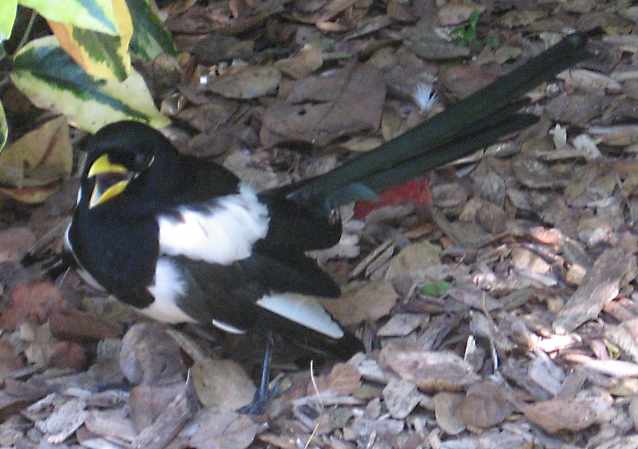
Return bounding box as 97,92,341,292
62,33,588,412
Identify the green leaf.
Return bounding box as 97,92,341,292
18,0,122,35
126,0,176,60
0,0,18,41
0,101,7,151
48,20,132,80
420,281,450,298
11,36,170,133
45,0,133,80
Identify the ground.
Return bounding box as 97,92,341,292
1,1,638,449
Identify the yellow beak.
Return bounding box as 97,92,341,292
87,154,131,209
88,154,128,178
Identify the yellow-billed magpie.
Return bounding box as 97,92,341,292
62,33,589,413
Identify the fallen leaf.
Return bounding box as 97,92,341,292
207,65,281,99
275,46,323,79
379,344,480,392
0,281,65,330
433,392,465,435
192,358,256,410
119,322,187,385
382,378,423,419
322,280,398,326
457,381,513,428
309,362,361,396
0,227,36,263
189,410,259,449
0,116,72,203
261,64,385,147
522,398,599,433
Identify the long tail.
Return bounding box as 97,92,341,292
285,32,590,209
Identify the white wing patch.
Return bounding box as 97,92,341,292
212,319,246,334
143,258,196,324
257,294,344,339
157,184,269,265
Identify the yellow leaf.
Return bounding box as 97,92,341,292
47,0,133,81
18,0,121,35
11,36,169,133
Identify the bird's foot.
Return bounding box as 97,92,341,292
237,380,281,415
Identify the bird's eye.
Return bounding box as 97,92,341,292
134,153,154,170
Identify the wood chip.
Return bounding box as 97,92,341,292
554,247,638,334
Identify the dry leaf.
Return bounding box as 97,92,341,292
119,323,187,385
308,362,361,396
457,381,513,429
189,410,260,449
261,64,385,147
0,116,72,203
433,392,465,435
207,65,282,99
379,344,480,392
522,398,599,433
322,280,398,326
192,358,256,410
382,379,423,419
0,227,36,263
0,281,65,330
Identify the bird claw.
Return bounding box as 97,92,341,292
237,380,281,415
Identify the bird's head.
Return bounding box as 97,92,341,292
81,121,179,212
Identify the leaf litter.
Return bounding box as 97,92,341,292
3,1,638,449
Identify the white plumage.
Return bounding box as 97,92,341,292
157,184,269,265
144,258,196,323
257,294,344,339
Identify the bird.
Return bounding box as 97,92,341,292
61,32,589,413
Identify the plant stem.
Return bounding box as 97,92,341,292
16,9,37,52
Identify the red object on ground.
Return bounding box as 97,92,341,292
353,177,432,219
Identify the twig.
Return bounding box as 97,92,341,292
17,9,38,52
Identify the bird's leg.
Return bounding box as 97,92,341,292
238,331,275,415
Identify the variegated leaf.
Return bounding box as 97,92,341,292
47,0,133,80
0,0,17,41
0,101,7,151
18,0,122,35
11,36,170,133
127,0,176,60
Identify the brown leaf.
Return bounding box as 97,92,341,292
48,341,87,370
49,309,123,342
379,344,480,392
0,116,72,204
386,241,442,284
207,65,281,99
439,64,500,101
275,46,323,80
522,398,599,433
119,323,187,385
0,281,65,330
554,246,637,334
129,381,188,431
261,64,385,147
192,358,256,410
308,362,361,396
0,339,24,379
458,381,513,429
189,410,259,449
321,280,397,326
433,392,465,435
382,379,423,419
0,227,36,263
